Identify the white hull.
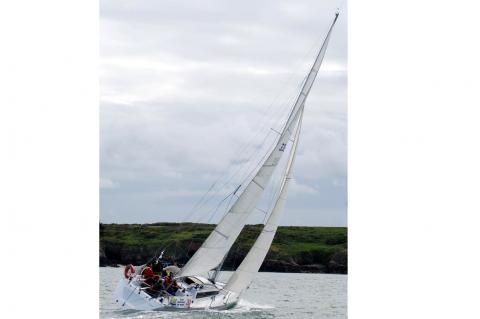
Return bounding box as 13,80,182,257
114,276,239,311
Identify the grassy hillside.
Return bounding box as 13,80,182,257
100,223,347,273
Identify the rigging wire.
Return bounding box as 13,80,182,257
233,25,332,191
177,9,340,274
252,6,343,225
155,11,340,262
180,25,333,226
206,190,235,224
185,86,298,224
180,79,299,223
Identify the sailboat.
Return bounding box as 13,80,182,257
114,12,339,311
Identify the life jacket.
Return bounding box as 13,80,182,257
163,276,173,287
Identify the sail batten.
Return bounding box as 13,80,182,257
178,12,339,278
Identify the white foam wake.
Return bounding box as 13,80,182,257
229,298,275,312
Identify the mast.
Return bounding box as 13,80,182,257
178,12,339,278
280,12,339,136
224,108,304,296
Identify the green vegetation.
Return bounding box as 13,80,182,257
100,223,347,273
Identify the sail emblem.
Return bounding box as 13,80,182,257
279,143,287,152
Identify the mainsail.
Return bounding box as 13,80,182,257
178,12,339,278
224,108,304,295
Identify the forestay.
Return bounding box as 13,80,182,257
224,108,304,295
178,12,339,278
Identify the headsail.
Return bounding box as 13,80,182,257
178,12,339,278
224,108,304,295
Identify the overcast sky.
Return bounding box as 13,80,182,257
100,0,347,226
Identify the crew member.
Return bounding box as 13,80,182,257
142,264,154,277
163,272,181,295
141,263,156,286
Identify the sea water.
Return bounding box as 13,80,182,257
100,267,347,318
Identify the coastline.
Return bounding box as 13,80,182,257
100,223,347,274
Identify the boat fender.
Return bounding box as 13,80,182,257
124,264,135,279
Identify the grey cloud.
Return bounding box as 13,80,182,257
100,0,347,226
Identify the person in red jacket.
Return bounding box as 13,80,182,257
141,263,159,287
141,264,154,279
